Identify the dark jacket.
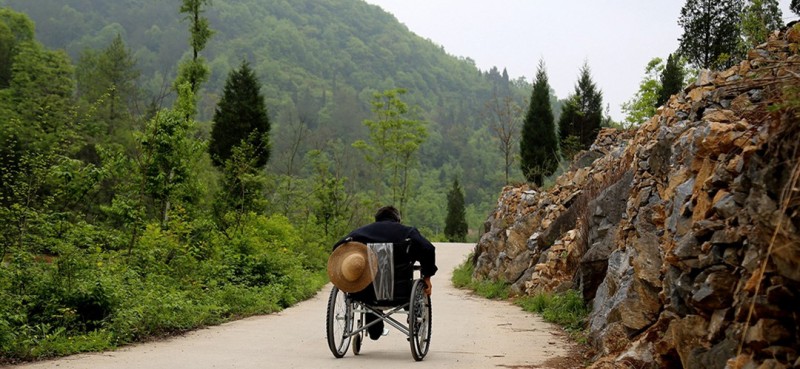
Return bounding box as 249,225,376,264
334,220,437,303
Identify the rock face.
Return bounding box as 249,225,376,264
473,27,800,369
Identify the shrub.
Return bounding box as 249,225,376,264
451,255,510,299
516,290,588,332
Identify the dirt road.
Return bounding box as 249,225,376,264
8,243,572,369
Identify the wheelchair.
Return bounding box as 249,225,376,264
326,243,432,361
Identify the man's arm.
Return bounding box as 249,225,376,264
409,228,437,278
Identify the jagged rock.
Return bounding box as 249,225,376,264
691,266,737,311
473,26,800,368
712,191,740,219
745,319,792,350
693,219,725,238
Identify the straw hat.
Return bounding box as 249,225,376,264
327,241,378,293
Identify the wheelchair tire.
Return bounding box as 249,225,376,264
408,279,432,361
326,287,352,358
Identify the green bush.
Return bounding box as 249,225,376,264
450,255,510,299
516,290,588,332
0,211,331,362
452,255,587,333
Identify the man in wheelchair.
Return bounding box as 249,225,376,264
329,205,437,341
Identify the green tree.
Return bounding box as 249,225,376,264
558,63,603,155
176,0,213,104
520,60,559,186
444,178,467,242
76,34,140,136
209,60,271,168
484,93,522,185
353,88,427,210
678,0,744,69
658,54,686,107
308,149,349,237
139,83,205,228
215,140,268,226
8,41,75,146
0,8,35,89
741,0,783,47
621,57,664,127
792,0,800,15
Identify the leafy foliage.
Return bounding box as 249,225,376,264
741,0,783,47
678,0,744,69
3,0,539,229
353,88,427,211
621,57,664,127
0,7,330,362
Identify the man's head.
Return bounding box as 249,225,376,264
374,205,401,223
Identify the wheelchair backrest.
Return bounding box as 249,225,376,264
364,238,413,303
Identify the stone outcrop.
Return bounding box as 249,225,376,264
473,26,800,368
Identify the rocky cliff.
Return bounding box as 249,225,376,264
473,26,800,369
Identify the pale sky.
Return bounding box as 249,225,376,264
363,1,799,121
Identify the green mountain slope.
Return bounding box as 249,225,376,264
2,0,534,230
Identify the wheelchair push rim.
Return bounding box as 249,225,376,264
409,278,432,361
326,287,353,358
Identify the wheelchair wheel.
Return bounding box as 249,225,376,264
352,306,363,355
326,287,352,358
408,279,432,361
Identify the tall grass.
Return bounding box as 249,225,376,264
452,255,589,337
451,255,510,300
515,290,589,332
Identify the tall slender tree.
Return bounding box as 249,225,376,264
558,63,603,156
209,60,271,168
444,178,467,242
144,0,214,228
176,0,213,105
520,59,559,186
741,0,783,47
657,54,686,107
485,92,522,185
353,88,427,210
678,0,744,69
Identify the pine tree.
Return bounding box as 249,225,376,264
520,60,559,186
741,0,783,47
678,0,744,69
792,0,800,16
209,60,271,168
444,178,467,242
558,63,603,156
657,54,685,107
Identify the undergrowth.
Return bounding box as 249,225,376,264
452,254,589,342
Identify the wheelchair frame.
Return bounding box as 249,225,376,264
326,273,432,361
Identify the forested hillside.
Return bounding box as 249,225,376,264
1,0,547,232
0,0,555,360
